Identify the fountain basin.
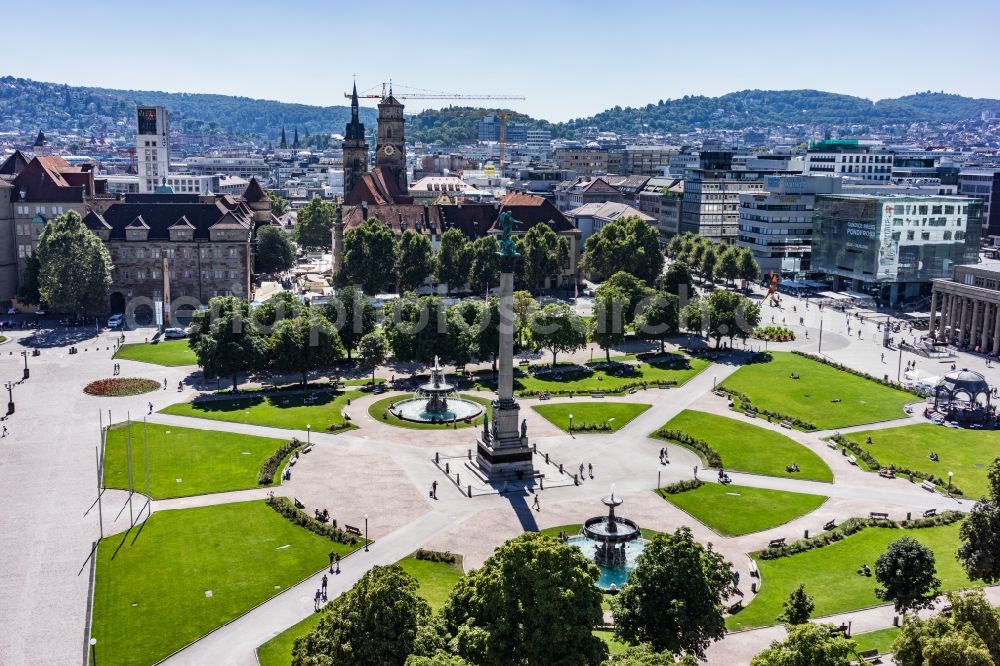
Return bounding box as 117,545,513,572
567,535,647,590
389,397,483,423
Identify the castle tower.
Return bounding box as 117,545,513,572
375,89,407,194
342,83,368,198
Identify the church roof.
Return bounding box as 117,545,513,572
344,167,414,206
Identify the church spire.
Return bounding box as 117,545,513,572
351,81,359,122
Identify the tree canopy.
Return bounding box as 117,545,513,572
32,210,112,314
892,589,1000,666
323,285,376,360
778,584,814,625
682,290,760,347
435,228,471,291
958,457,1000,584
581,215,664,285
396,229,434,292
634,291,679,353
255,225,295,275
269,310,344,386
295,197,335,250
518,224,569,290
750,623,856,666
341,217,397,294
528,303,587,367
874,536,940,614
358,330,389,386
191,296,269,391
267,190,289,217
467,235,501,295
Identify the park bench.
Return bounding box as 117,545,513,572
857,648,881,664
628,388,637,395
727,600,743,614
748,560,759,578
293,498,305,509
745,410,756,418
823,519,836,531
847,455,857,465
920,479,937,493
657,381,671,389
301,446,313,454
878,468,895,479
869,512,890,521
518,359,530,366
538,392,551,400
768,538,786,548
923,509,937,518
779,420,792,429
344,524,363,537
826,441,838,450
591,392,605,398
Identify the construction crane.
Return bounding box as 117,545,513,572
344,83,527,170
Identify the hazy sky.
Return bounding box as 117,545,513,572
9,0,998,121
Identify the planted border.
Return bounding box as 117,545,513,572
716,386,816,431
829,433,964,496
652,428,723,468
84,377,160,396
758,510,963,560
656,478,704,495
264,494,362,547
791,350,924,397
258,438,303,485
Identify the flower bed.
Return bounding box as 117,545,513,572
84,377,160,397
258,438,302,485
656,478,704,495
752,326,795,342
652,428,723,467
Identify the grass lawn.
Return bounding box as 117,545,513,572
729,522,972,630
114,339,197,366
720,352,915,429
102,422,289,498
532,401,651,433
847,423,1000,498
852,627,900,655
659,483,827,537
656,410,832,482
255,555,463,666
593,629,628,655
160,389,363,432
91,501,345,666
367,393,492,430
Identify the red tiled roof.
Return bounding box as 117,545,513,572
11,156,95,202
344,167,414,206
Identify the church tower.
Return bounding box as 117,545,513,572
342,83,368,197
375,88,407,194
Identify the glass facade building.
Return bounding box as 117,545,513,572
811,194,982,304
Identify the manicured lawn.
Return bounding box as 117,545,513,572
659,483,827,536
367,393,492,430
847,423,1000,498
593,629,628,655
729,522,972,630
721,352,914,429
255,555,463,666
160,389,363,432
532,401,651,433
657,410,833,482
103,422,289,498
852,627,900,655
114,339,197,366
91,501,342,666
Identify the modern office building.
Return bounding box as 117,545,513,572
959,167,1000,235
637,176,683,241
136,106,169,193
182,156,271,180
737,175,842,276
621,146,677,177
804,139,893,182
811,194,982,304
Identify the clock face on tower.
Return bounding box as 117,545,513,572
382,145,396,157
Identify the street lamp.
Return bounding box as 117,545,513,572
607,417,616,431
4,381,13,415
363,513,369,551
568,414,574,432
306,424,311,447
948,471,954,496
89,638,97,665
20,350,29,380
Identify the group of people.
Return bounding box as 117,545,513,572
313,574,329,611
658,448,669,465
577,462,594,481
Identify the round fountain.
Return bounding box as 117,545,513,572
567,487,646,589
388,356,484,423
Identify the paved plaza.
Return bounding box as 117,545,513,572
2,286,999,666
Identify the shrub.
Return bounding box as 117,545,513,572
758,511,964,560
258,438,302,485
657,478,705,495
413,548,458,564
652,428,723,468
84,377,161,396
752,326,796,342
264,494,359,545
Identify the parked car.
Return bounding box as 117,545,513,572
163,327,188,339
107,313,124,328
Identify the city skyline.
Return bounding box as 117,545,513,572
9,0,1000,122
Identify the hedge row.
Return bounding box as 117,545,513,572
570,422,613,432
517,380,677,398
653,429,723,468
829,433,964,496
717,386,817,431
258,438,303,485
413,548,459,564
657,478,705,495
264,495,360,545
758,510,964,560
791,350,924,397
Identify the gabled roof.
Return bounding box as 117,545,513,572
344,166,414,206
243,177,268,203
82,211,112,230
96,200,255,241
11,156,95,202
211,211,251,229
0,150,30,176
126,215,149,229
169,215,195,229
568,202,654,223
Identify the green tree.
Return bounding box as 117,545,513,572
958,458,1000,583
598,271,652,324
920,632,994,666
716,247,740,287
581,215,664,285
342,217,397,294
607,644,694,665
267,190,289,217
892,589,1000,666
16,252,41,305
323,285,376,360
405,655,470,666
396,229,434,292
737,247,761,286
384,295,453,363
875,536,940,614
448,299,499,370
634,292,679,353
435,228,471,291
528,303,587,367
512,290,538,348
778,584,814,625
441,532,607,666
193,296,269,391
591,289,626,362
683,291,761,347
292,564,430,666
253,291,304,329
612,527,736,658
519,224,569,290
467,235,501,295
699,245,717,283
750,623,856,666
270,311,345,386
656,261,694,299
358,330,389,387
295,197,335,250
33,211,112,315
255,225,295,275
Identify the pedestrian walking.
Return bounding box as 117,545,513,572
431,480,438,499
148,401,153,414
579,463,585,480
881,353,885,362
532,494,540,511
321,574,328,599
329,551,335,573
163,378,167,390
314,588,321,611
694,465,698,479
2,426,7,438
588,462,593,479
335,553,341,574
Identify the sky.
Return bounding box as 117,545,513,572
8,0,999,122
